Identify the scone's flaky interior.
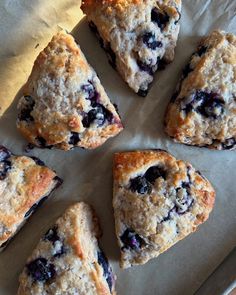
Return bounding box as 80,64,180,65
0,146,61,250
18,202,116,295
17,31,123,151
165,30,236,150
113,150,215,268
81,0,182,96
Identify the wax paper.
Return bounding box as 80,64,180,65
0,0,235,294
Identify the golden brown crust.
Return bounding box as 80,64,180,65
113,150,215,268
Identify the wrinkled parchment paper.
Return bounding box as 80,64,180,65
0,1,236,294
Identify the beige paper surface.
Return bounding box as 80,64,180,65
0,0,235,294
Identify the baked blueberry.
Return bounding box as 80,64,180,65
120,229,145,250
0,160,11,180
222,138,236,150
69,132,80,145
130,176,152,194
151,8,170,30
97,251,113,292
44,226,60,244
27,258,56,283
18,96,35,122
142,32,162,50
0,146,11,161
197,46,208,56
137,60,154,75
82,104,113,128
144,165,166,183
137,88,149,97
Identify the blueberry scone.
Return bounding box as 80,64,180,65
165,30,236,150
113,150,215,268
0,146,62,251
17,31,123,150
18,202,116,295
81,0,182,96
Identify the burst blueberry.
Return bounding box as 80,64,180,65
18,96,35,122
120,229,145,250
130,176,152,194
27,258,56,282
142,32,162,50
0,146,11,161
97,251,113,292
69,132,80,145
145,165,166,183
151,8,169,30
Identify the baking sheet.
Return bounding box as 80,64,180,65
0,0,236,294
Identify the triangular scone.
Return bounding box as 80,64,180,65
18,202,116,295
113,150,215,268
17,32,123,150
0,146,62,251
165,30,236,150
81,0,181,96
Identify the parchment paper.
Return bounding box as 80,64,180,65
0,1,236,294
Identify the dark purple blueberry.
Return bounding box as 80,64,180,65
69,132,80,145
142,32,162,50
196,46,207,56
184,91,225,119
151,8,169,30
36,137,53,149
24,196,48,219
81,82,100,106
97,251,114,292
18,96,35,122
0,160,11,180
130,176,152,194
30,156,45,166
120,229,145,250
0,146,11,161
145,166,166,183
44,227,60,244
53,244,66,258
182,63,193,79
27,258,56,283
137,88,148,97
137,60,154,75
174,194,194,214
201,97,225,118
222,138,236,150
82,104,113,128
